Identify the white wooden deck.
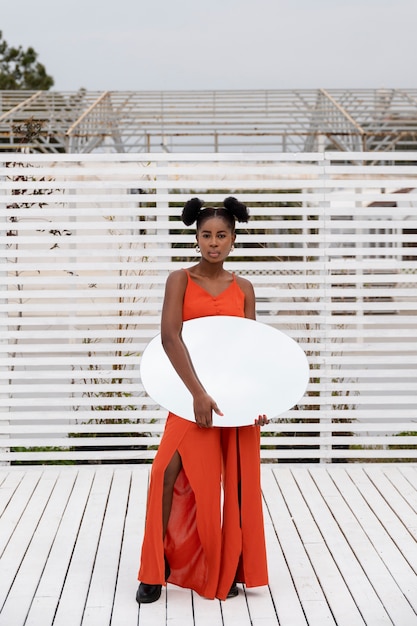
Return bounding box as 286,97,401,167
0,464,417,626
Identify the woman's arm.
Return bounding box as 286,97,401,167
160,270,222,427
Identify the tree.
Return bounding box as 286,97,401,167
0,31,54,90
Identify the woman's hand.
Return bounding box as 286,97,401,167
254,414,269,426
193,392,223,428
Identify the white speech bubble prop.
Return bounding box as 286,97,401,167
140,316,309,427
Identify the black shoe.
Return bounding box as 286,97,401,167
136,582,162,604
226,583,239,599
136,557,170,604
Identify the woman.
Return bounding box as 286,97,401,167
137,196,269,603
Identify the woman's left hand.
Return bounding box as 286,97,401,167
254,414,269,426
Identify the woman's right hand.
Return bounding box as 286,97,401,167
193,392,223,428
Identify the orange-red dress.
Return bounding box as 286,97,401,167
138,269,268,600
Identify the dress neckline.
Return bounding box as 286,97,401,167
184,269,235,299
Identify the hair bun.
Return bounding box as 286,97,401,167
182,197,204,226
223,196,250,223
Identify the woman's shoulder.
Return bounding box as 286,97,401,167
164,268,188,292
235,274,254,295
162,270,189,311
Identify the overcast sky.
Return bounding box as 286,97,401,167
3,0,416,92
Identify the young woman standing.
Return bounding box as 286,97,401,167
137,197,268,603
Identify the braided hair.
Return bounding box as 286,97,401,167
182,197,249,231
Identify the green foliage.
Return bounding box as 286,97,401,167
0,31,54,90
389,431,417,450
11,447,76,465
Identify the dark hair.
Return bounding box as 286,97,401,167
181,197,249,231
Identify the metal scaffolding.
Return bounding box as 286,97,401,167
1,88,417,154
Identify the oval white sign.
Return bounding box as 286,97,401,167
140,316,310,427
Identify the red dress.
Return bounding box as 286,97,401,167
138,270,268,600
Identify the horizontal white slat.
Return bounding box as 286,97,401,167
0,329,159,339
2,197,416,215
259,449,417,459
0,149,415,163
1,378,417,388
8,285,410,301
2,274,417,288
0,314,163,323
0,184,417,196
0,177,329,190
1,212,325,230
4,228,417,240
4,421,415,434
4,383,145,393
2,411,160,421
0,356,416,367
1,371,414,385
0,342,149,351
1,195,324,209
0,450,157,462
2,327,417,341
2,242,417,259
1,397,415,410
2,409,415,422
3,175,417,190
3,435,415,450
2,342,417,355
3,260,415,272
0,448,415,462
0,355,417,370
1,398,147,407
1,420,164,431
1,162,325,176
0,294,417,314
1,315,417,330
0,149,401,163
5,436,162,447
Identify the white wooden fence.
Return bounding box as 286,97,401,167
1,152,416,463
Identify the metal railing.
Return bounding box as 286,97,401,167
1,89,417,153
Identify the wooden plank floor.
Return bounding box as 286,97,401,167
1,464,417,626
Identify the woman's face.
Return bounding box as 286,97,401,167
196,216,236,263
